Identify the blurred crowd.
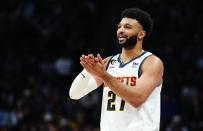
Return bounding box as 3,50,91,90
0,0,203,131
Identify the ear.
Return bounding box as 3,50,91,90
138,30,146,39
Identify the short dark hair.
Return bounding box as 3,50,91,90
121,8,153,38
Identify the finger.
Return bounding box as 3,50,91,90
81,55,91,64
82,54,86,58
83,56,95,68
81,60,93,70
80,61,87,68
85,55,89,59
88,59,96,65
97,53,103,64
81,57,93,68
82,63,93,72
88,54,94,59
80,56,87,63
81,54,96,67
86,54,95,64
80,55,87,62
94,57,100,62
80,56,84,61
87,60,95,67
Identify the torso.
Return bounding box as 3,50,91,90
100,51,162,131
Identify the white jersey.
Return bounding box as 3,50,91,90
100,51,162,131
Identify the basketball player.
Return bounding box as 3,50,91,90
69,8,164,131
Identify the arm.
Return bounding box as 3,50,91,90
83,55,164,107
69,69,101,100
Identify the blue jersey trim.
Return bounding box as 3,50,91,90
106,56,114,70
138,54,153,78
117,51,147,68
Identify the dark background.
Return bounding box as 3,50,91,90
0,0,203,131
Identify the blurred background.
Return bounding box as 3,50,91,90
0,0,203,131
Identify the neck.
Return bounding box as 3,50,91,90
120,42,143,64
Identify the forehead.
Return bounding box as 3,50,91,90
119,17,141,27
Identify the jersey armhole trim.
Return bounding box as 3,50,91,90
105,56,114,70
138,54,153,78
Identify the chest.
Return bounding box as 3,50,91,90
107,60,141,86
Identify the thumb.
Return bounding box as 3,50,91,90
103,57,109,64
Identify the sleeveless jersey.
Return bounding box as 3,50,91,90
100,51,162,131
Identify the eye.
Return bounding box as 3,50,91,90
124,25,132,29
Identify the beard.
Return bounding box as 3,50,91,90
117,34,137,49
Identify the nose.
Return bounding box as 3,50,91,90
117,27,124,35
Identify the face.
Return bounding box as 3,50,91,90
117,17,145,48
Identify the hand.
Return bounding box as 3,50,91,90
80,54,107,80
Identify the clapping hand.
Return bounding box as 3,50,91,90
80,54,108,80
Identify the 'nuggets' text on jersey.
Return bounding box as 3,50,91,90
116,76,136,86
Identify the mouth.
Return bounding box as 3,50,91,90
118,36,128,43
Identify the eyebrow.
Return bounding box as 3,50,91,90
118,23,133,27
124,24,132,27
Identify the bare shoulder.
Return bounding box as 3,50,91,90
142,55,164,74
145,55,164,67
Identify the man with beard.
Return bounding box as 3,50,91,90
69,8,164,131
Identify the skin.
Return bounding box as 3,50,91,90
80,17,164,108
